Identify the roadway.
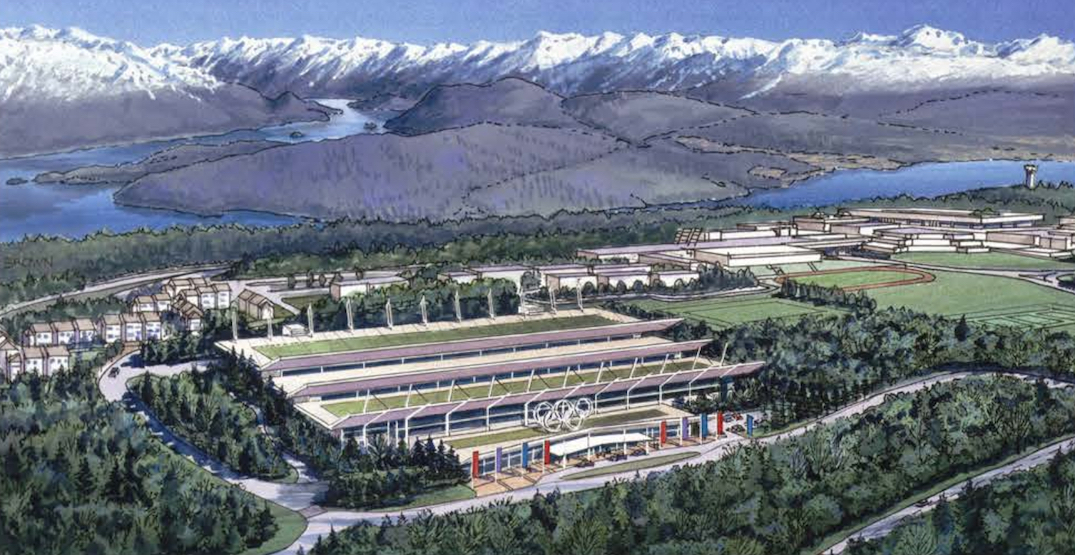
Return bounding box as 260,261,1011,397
0,263,227,317
97,354,328,510
91,326,1075,554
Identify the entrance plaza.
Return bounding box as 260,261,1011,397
216,308,763,484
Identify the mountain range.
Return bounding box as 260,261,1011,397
157,24,1075,103
3,24,1074,223
0,26,331,157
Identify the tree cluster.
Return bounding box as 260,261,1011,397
849,446,1075,555
776,278,877,312
294,276,520,332
204,352,468,509
0,365,279,554
132,371,291,480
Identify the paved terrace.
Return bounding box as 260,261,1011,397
272,335,673,396
310,360,763,432
259,318,682,375
216,308,634,366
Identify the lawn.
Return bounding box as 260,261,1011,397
893,251,1075,270
256,314,615,359
866,269,1075,333
280,293,327,311
788,270,916,289
380,484,476,510
563,451,699,480
322,362,697,417
240,502,307,555
631,294,844,330
447,408,671,450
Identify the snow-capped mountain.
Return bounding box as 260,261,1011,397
160,24,1075,99
0,26,329,157
0,25,218,103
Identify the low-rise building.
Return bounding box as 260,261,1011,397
121,313,145,342
44,346,69,375
52,320,77,346
21,347,45,375
650,270,700,288
131,295,158,312
329,276,408,301
0,334,20,379
73,318,97,345
163,276,210,299
545,270,598,291
437,270,477,285
236,290,276,321
469,265,530,291
98,314,123,343
24,322,55,346
143,312,166,341
593,266,652,290
172,299,205,334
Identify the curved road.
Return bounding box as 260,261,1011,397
98,354,327,510
1,264,226,317
277,371,1068,554
826,436,1075,554
96,353,1073,554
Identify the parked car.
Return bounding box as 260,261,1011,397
608,453,628,462
576,459,595,468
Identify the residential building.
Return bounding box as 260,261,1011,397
98,314,123,343
44,346,69,375
172,299,205,334
236,290,275,321
121,313,145,343
25,322,55,346
52,320,77,346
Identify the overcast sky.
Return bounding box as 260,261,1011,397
4,0,1072,45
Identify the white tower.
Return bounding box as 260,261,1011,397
1024,164,1038,189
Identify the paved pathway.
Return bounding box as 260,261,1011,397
97,354,329,510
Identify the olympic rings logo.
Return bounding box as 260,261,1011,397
532,398,593,432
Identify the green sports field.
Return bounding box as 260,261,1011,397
893,251,1075,270
788,270,916,289
630,294,845,330
866,269,1075,333
255,314,615,359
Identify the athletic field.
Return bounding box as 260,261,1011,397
256,314,615,359
631,294,844,330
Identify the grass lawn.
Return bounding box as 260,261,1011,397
239,502,307,555
382,484,476,510
256,314,615,359
894,251,1075,270
447,408,670,450
280,293,327,310
168,450,306,555
322,362,696,417
631,294,844,330
866,269,1075,333
788,270,915,289
563,451,699,480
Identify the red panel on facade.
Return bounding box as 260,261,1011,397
659,420,667,444
471,450,480,478
717,412,724,435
